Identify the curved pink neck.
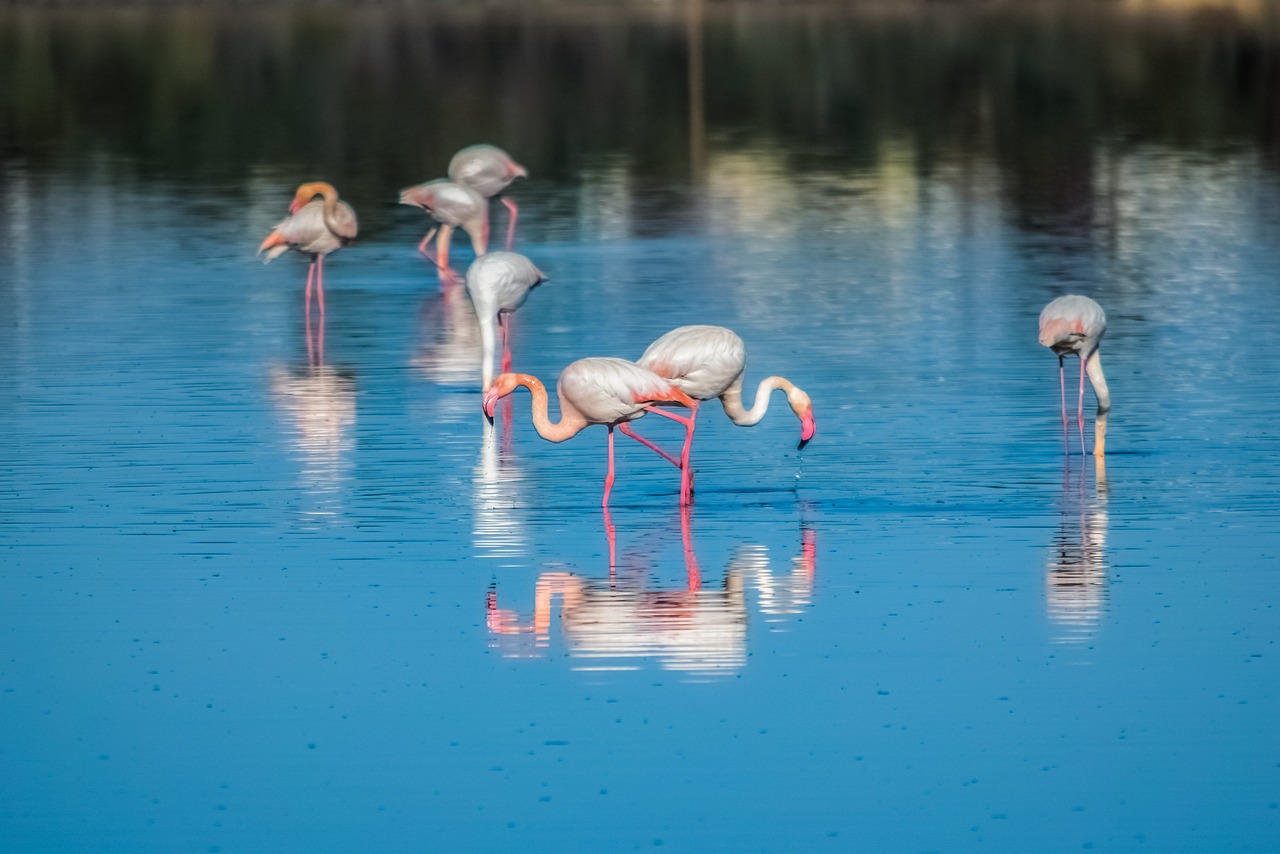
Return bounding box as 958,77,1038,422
511,375,589,443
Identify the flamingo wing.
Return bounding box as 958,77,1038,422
639,325,746,400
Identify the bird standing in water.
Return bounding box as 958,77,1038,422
482,358,697,507
449,144,527,250
636,325,816,504
258,182,358,322
464,252,547,392
398,179,489,281
1039,295,1110,456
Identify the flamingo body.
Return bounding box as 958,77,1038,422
258,182,357,320
399,179,489,273
464,252,547,391
1039,295,1110,456
638,325,816,446
448,144,526,200
482,358,697,506
259,182,357,263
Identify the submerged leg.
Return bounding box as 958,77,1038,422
502,198,519,250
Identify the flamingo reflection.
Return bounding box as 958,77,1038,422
486,512,817,675
1046,457,1109,645
472,422,525,565
268,312,356,521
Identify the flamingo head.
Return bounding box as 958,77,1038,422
292,181,335,214
398,182,435,210
789,388,815,450
482,373,520,422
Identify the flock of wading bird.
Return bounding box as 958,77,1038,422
259,144,1112,507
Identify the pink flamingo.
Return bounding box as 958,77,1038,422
398,179,489,280
1039,295,1110,457
449,144,527,250
635,325,816,504
258,182,358,322
481,358,697,507
464,252,547,391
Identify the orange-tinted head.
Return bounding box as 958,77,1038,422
482,373,522,420
291,181,336,214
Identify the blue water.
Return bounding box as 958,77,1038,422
3,21,1280,852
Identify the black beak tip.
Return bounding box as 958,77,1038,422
797,437,810,452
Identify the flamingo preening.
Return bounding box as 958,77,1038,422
1039,295,1110,457
258,182,358,322
481,357,697,507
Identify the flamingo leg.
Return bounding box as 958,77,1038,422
603,425,617,508
305,305,316,366
618,422,682,468
1058,354,1069,454
417,227,438,259
304,257,316,329
499,314,512,374
316,255,326,321
502,197,519,250
1077,355,1088,457
604,506,617,574
680,504,701,591
641,404,698,505
436,225,453,277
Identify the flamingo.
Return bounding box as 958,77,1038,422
1039,294,1110,457
464,252,547,392
398,179,489,280
635,325,816,504
481,358,697,507
449,144,527,250
258,182,358,321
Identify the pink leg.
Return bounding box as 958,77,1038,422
305,306,316,366
642,404,698,505
499,314,512,373
603,506,617,574
304,258,316,329
417,227,438,259
603,426,617,508
680,504,701,591
1058,355,1069,454
502,198,519,250
618,422,681,468
1077,357,1087,457
316,255,326,320
436,225,453,280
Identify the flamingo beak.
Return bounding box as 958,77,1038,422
482,388,499,424
798,412,816,451
289,198,303,214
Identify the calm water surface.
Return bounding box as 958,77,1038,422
1,3,1279,852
